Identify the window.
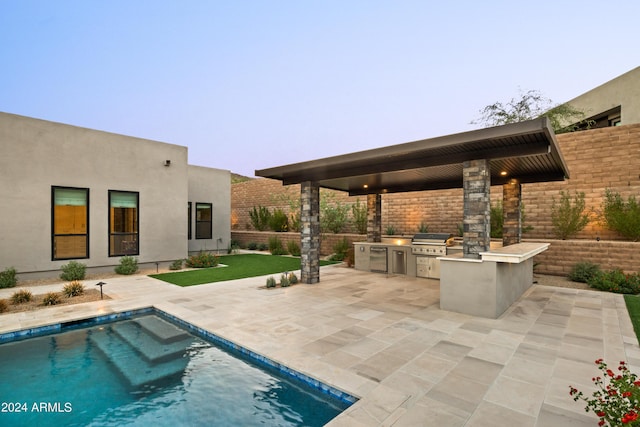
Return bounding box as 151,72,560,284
52,186,89,260
109,191,139,256
195,203,212,239
188,202,192,240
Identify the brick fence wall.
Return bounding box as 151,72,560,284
232,124,640,274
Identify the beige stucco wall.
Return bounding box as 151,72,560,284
188,165,231,253
0,112,226,278
565,66,640,125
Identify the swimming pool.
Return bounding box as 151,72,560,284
0,310,354,426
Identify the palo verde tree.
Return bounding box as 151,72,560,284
471,89,593,134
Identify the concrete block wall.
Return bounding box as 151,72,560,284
231,231,365,256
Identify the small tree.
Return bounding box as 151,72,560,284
320,197,350,234
551,191,590,239
268,208,289,232
602,189,640,241
472,89,592,134
351,199,367,234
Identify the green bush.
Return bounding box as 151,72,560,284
249,206,271,231
280,273,290,287
186,252,219,268
227,240,240,254
551,191,590,239
258,243,268,251
385,225,396,235
568,262,601,283
60,261,86,281
602,189,640,241
288,272,298,284
0,299,7,313
247,242,258,250
265,276,277,288
115,256,139,275
330,237,350,261
351,199,368,234
11,289,32,304
587,269,640,294
269,208,289,232
42,292,62,306
63,281,85,297
418,222,429,233
268,236,287,255
169,259,183,270
287,240,301,256
321,200,350,234
0,267,17,288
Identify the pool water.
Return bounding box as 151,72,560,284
0,314,352,426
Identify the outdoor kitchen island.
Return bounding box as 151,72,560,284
439,242,550,319
353,234,463,279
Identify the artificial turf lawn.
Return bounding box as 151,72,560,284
625,294,640,344
150,253,338,286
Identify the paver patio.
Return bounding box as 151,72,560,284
1,264,637,426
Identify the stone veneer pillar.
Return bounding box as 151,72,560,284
366,193,382,242
463,159,491,259
502,179,522,246
300,181,320,284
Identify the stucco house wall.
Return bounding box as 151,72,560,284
0,112,229,279
188,165,231,254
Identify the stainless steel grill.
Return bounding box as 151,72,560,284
410,233,454,256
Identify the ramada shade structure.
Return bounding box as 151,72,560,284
255,117,569,195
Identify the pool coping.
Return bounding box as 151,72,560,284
0,306,358,407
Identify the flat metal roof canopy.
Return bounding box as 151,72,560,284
256,118,569,195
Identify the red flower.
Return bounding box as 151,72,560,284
623,391,632,398
607,369,615,377
622,410,638,423
597,411,606,417
599,420,605,427
596,359,604,364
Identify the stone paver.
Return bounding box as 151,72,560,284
1,265,637,426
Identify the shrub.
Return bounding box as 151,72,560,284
249,206,271,231
287,240,301,256
169,259,183,270
568,262,601,283
551,191,590,239
418,222,429,233
228,240,240,254
42,292,62,306
0,267,17,288
351,199,368,234
280,273,290,287
186,252,219,268
60,261,86,281
269,208,289,232
63,281,85,297
602,189,640,241
385,225,396,235
330,237,350,261
265,276,277,288
115,256,139,275
490,201,503,238
268,236,287,255
0,299,7,313
321,199,350,234
258,243,268,251
247,242,258,250
11,289,32,304
288,272,298,284
587,269,640,294
570,359,640,427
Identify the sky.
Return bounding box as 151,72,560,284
1,1,638,177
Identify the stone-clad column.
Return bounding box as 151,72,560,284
366,193,382,242
463,159,491,259
502,179,522,246
300,181,320,284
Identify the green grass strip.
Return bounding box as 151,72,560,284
150,254,338,287
624,294,640,344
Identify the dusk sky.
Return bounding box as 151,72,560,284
2,1,638,177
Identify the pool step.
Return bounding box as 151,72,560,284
90,319,194,387
113,318,191,363
134,315,190,344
